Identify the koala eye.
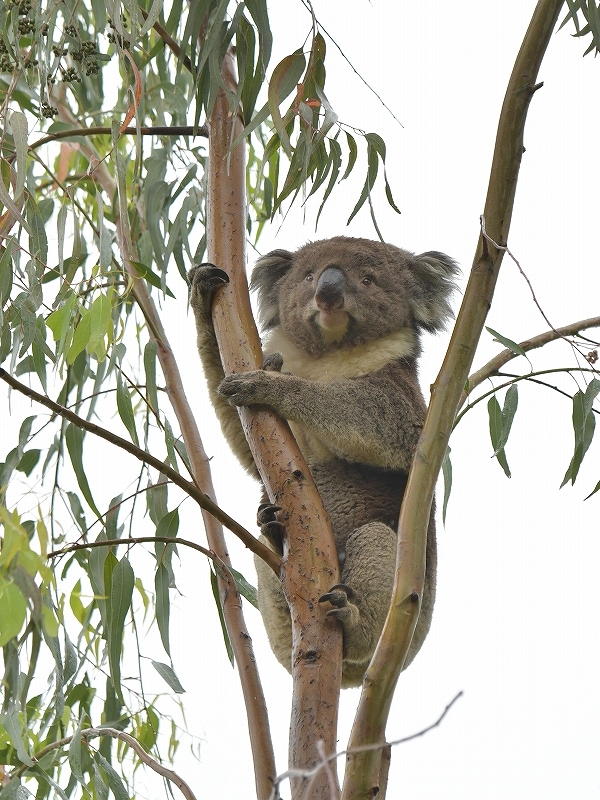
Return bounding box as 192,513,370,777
305,272,314,283
361,276,373,286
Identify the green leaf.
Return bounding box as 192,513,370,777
155,563,171,657
88,292,113,362
130,261,176,298
316,138,342,228
2,703,33,766
441,446,452,524
92,762,109,800
107,556,134,704
486,326,528,358
151,660,185,694
584,478,600,500
155,508,179,558
65,424,101,518
0,578,27,646
492,383,519,456
26,194,48,266
116,374,139,447
95,752,130,800
0,238,16,305
347,136,380,225
487,395,511,478
210,567,234,666
235,49,306,147
10,110,28,202
144,340,159,413
16,449,40,476
67,308,91,365
68,713,86,783
268,53,303,157
561,388,597,487
163,418,180,473
228,566,258,609
341,131,358,181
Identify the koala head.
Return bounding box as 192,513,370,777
251,237,459,355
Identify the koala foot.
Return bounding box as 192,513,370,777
188,263,229,315
319,583,361,625
261,352,284,372
257,503,285,553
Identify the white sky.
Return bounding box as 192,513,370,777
2,1,599,799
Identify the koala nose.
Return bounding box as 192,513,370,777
315,267,346,311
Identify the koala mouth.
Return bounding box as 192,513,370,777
315,308,349,344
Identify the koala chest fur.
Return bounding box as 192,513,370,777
261,325,417,555
188,235,458,687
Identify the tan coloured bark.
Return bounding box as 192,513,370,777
206,51,343,800
341,2,566,797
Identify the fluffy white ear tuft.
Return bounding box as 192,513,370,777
410,251,460,332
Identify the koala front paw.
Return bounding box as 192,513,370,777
218,370,272,407
188,263,229,314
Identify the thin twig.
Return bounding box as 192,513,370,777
273,692,462,798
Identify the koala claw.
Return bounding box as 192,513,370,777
257,503,283,525
257,503,285,552
319,583,358,608
261,353,284,372
188,263,230,291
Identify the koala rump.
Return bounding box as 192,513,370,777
189,236,458,687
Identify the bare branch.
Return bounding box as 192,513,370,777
29,125,207,152
461,316,600,408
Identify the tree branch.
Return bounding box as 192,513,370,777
460,315,600,408
8,727,197,800
206,50,342,800
0,367,278,572
342,2,566,798
29,125,207,152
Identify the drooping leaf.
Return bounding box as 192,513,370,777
65,424,101,518
0,577,27,646
228,566,258,609
151,660,185,694
486,326,528,358
107,556,134,703
155,563,171,657
210,567,234,666
487,394,511,478
116,374,139,447
493,383,519,456
442,446,452,524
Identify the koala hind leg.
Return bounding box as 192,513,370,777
320,521,397,686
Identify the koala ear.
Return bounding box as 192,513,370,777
409,251,460,333
250,249,294,329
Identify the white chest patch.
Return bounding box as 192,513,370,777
263,327,416,382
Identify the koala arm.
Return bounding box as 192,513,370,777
218,361,426,472
188,265,259,477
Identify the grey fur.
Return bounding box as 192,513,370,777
188,236,458,687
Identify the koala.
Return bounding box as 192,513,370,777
188,236,458,688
